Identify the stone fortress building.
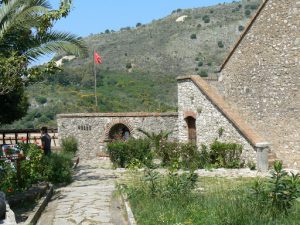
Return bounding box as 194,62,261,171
58,0,299,170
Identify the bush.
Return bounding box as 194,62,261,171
61,136,78,154
202,15,210,23
245,9,251,16
190,34,197,39
198,61,203,67
107,138,152,168
218,40,224,48
35,96,47,104
252,161,300,216
136,22,142,27
209,140,243,168
0,144,75,194
238,25,245,31
124,169,198,199
44,152,73,184
198,70,208,77
125,62,132,69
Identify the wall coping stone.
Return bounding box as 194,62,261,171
57,112,178,118
177,75,269,148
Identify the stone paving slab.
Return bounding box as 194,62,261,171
37,158,126,225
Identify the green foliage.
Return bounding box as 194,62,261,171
198,70,208,77
202,15,210,23
252,161,300,216
125,175,300,225
190,33,197,39
0,144,74,194
123,168,198,200
44,152,73,184
125,62,132,69
107,138,153,168
137,129,171,153
35,96,47,105
61,136,78,154
245,9,251,16
136,22,142,27
238,25,245,31
0,85,29,125
218,40,224,48
198,61,203,67
0,0,87,125
210,140,243,168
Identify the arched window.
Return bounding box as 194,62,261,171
108,123,131,141
185,116,197,143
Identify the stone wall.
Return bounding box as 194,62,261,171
217,0,300,168
177,76,270,168
57,113,178,159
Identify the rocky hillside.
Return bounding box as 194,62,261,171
66,0,262,77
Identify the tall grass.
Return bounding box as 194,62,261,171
125,176,300,225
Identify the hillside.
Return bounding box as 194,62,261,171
76,0,262,76
2,0,262,129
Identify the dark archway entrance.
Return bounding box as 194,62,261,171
108,123,131,141
185,116,196,143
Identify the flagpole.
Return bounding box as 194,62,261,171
93,49,98,112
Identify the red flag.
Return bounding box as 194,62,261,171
94,51,102,64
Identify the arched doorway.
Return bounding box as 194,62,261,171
108,123,131,141
185,116,197,143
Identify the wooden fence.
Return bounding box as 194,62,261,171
0,128,58,147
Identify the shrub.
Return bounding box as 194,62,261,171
44,152,73,184
125,169,198,199
198,70,208,77
136,22,142,27
202,15,210,23
210,140,243,168
190,34,197,39
35,96,47,104
198,61,203,67
195,57,199,61
252,161,300,216
218,40,224,48
126,62,132,69
105,29,110,34
245,9,251,16
61,136,78,154
107,138,152,168
207,62,212,66
238,25,245,31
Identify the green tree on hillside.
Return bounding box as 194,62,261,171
0,0,87,125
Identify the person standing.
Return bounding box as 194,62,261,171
40,127,51,156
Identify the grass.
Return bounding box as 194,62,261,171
123,175,300,225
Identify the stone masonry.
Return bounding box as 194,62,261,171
177,76,269,170
57,113,178,159
217,0,300,168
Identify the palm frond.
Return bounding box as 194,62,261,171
25,31,88,60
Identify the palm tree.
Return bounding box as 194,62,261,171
0,0,87,124
0,0,87,62
137,128,172,152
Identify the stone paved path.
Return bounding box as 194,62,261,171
37,158,127,225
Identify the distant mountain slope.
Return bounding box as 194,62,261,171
69,0,262,77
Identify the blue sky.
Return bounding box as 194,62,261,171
50,0,234,37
